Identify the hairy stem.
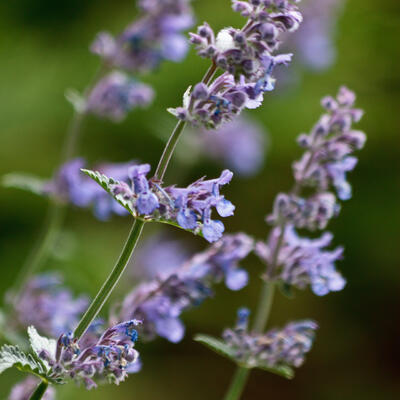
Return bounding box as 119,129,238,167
74,219,145,339
29,380,48,400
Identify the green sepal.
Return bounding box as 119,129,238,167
279,282,295,299
194,334,294,379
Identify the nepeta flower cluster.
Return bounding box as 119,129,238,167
9,377,56,400
169,0,302,128
86,71,154,122
113,234,253,343
39,321,141,389
256,87,365,295
222,308,317,369
91,0,194,72
105,165,235,242
85,0,194,121
45,159,135,220
13,274,88,338
257,226,345,295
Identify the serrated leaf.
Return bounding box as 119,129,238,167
81,169,135,215
28,326,56,361
0,344,47,376
2,173,46,196
194,334,294,379
194,334,236,360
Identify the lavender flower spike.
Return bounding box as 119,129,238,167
113,234,254,343
222,309,318,370
38,320,141,389
256,87,365,296
86,71,154,122
9,376,55,400
91,0,194,73
170,0,302,129
86,165,235,242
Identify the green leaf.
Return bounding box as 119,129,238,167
2,173,46,196
81,169,135,215
194,334,236,361
0,344,47,376
257,364,294,379
194,334,294,379
27,326,56,361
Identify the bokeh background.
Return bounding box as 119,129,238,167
0,0,399,399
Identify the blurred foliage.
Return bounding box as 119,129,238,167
0,0,399,399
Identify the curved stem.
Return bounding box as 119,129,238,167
10,66,107,303
74,219,145,339
29,380,48,400
9,201,66,305
74,62,219,339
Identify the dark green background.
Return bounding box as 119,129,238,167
0,0,399,399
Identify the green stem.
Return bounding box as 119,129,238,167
223,367,250,400
223,282,275,400
74,219,145,339
155,62,217,181
9,201,66,305
10,66,108,304
29,380,48,400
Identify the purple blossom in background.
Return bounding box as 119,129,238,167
256,226,345,295
91,0,194,73
199,116,267,176
293,0,344,70
133,233,190,280
86,71,154,122
45,159,137,220
9,376,55,400
102,164,235,242
256,87,365,295
170,0,302,129
222,308,317,369
38,320,141,389
113,234,254,343
13,274,88,338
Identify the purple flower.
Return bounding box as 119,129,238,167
222,309,318,369
256,226,346,296
38,320,141,389
100,165,235,242
292,87,365,200
13,274,89,337
292,0,344,70
198,116,267,176
9,376,55,400
190,1,302,81
113,234,254,343
91,0,194,73
86,71,154,122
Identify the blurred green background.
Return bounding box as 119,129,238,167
0,0,399,399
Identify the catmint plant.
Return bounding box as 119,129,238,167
0,1,368,399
